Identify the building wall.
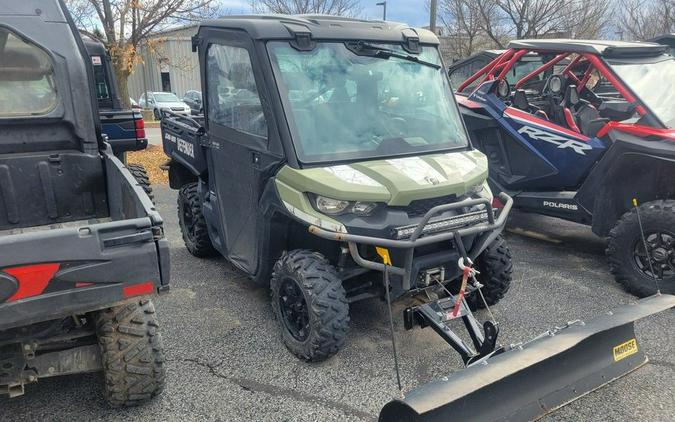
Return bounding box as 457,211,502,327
127,25,201,102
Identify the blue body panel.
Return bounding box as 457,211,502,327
468,82,607,190
99,110,148,154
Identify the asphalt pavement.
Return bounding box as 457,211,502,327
1,185,673,422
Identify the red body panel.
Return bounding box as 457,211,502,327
4,263,60,302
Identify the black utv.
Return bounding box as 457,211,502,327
0,0,169,405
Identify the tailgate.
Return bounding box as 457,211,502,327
100,109,148,153
161,114,208,175
0,153,170,331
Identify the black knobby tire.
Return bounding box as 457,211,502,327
95,299,165,407
607,199,675,297
177,182,216,257
466,234,513,310
126,163,154,203
270,250,349,362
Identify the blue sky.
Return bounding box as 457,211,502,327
219,0,430,27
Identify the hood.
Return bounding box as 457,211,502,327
157,101,189,109
277,150,488,207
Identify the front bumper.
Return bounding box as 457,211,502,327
309,193,513,291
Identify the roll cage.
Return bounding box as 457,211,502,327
456,47,669,130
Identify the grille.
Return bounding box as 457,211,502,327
396,194,458,217
171,107,184,111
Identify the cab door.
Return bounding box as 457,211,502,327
200,34,280,275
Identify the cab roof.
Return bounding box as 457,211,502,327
199,14,439,45
507,39,667,57
651,33,675,47
82,35,107,56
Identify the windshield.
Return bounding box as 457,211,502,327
610,56,675,127
154,93,180,102
268,42,468,163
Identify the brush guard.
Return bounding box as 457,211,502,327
308,193,675,421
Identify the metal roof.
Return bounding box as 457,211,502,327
199,14,439,44
507,39,667,57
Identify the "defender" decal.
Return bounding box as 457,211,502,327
518,126,592,156
177,138,195,158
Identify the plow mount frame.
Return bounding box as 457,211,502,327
403,296,501,365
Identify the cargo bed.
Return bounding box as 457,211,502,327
0,151,170,331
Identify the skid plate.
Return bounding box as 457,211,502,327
379,294,675,422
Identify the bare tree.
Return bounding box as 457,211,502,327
559,0,610,39
618,0,675,40
65,0,219,106
439,0,488,57
250,0,362,17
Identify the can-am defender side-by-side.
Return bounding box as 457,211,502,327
0,1,169,405
161,17,674,421
454,40,675,297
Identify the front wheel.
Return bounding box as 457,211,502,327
95,299,165,407
466,234,513,310
607,200,675,297
271,250,349,362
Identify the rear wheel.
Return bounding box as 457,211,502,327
153,108,161,121
270,250,349,362
607,200,675,297
95,299,165,407
466,234,513,310
126,163,154,203
178,182,216,257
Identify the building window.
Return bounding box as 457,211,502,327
206,43,267,138
0,28,58,117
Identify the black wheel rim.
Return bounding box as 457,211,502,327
278,277,310,342
180,200,198,242
633,231,675,280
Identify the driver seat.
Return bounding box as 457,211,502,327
513,89,549,120
562,85,581,133
563,85,603,136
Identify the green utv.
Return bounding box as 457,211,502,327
162,16,675,422
163,15,513,356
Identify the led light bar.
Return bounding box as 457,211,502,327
394,210,490,239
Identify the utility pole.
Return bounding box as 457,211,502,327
429,0,438,34
376,1,387,21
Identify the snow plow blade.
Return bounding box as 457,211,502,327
379,294,675,422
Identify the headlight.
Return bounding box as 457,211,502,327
314,196,377,216
315,196,350,215
352,201,377,216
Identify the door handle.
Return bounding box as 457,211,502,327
251,152,261,168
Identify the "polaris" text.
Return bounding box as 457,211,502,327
543,201,579,210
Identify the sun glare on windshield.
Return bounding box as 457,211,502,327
268,42,468,163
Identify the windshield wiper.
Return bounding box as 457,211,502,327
345,42,441,70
